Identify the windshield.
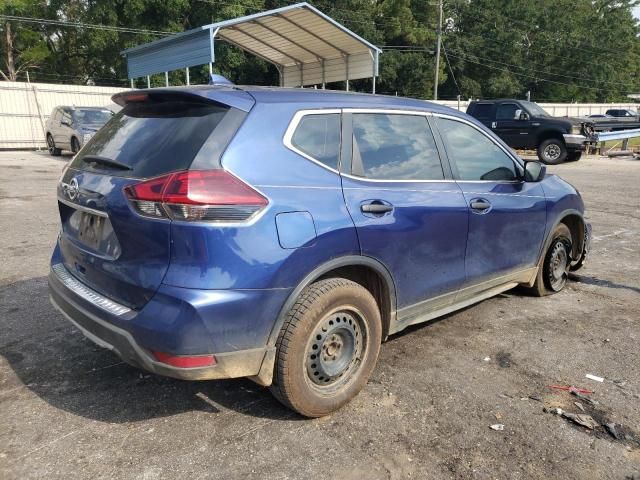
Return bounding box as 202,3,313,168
73,109,113,125
520,101,550,118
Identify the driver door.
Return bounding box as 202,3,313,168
493,103,532,148
434,115,546,286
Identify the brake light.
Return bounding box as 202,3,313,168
152,351,216,368
124,170,268,222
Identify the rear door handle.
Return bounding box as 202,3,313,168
470,199,491,212
361,202,393,214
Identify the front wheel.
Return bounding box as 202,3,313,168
537,138,567,164
47,134,61,156
271,278,382,417
71,137,80,154
527,224,573,296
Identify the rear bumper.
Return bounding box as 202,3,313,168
49,264,279,380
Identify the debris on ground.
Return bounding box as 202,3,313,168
586,374,605,383
490,424,505,431
494,413,503,420
605,423,622,440
548,384,594,395
529,395,543,402
544,407,599,430
571,389,599,406
574,402,585,412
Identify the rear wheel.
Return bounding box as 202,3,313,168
566,151,582,162
537,138,567,164
271,278,382,417
47,134,61,156
527,224,573,296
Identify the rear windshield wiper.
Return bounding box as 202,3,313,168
82,155,132,171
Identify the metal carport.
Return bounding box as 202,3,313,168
122,2,381,91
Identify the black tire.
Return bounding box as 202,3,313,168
527,224,572,296
566,151,582,162
47,134,61,156
71,137,80,154
270,278,382,417
537,138,567,165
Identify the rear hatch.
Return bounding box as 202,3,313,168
56,89,253,309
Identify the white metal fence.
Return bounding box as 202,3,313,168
0,80,637,149
0,81,127,149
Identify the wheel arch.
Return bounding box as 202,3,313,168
250,255,397,387
536,209,585,269
538,129,565,144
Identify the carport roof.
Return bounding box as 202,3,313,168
122,2,381,87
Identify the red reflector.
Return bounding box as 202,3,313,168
152,351,216,368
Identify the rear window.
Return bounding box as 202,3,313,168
71,100,230,178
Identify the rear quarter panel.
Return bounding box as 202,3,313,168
163,102,361,290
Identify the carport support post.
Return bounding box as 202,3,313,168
146,75,150,88
186,67,190,85
130,78,134,88
372,76,376,94
321,60,326,89
345,54,350,91
165,72,169,87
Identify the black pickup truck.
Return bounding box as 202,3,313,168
467,99,594,164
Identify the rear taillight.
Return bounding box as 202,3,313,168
124,170,268,222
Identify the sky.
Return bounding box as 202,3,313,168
635,6,640,20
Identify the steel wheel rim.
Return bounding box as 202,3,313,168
305,308,367,392
548,241,569,290
544,144,561,161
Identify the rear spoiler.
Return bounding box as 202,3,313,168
111,88,255,112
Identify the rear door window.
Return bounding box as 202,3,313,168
70,100,231,178
290,113,341,170
470,103,493,120
351,113,444,180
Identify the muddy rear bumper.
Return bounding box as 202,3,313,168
48,266,271,381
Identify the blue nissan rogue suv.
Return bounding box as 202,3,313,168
49,86,590,417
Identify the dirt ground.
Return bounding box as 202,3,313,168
0,150,638,480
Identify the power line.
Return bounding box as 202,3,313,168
445,51,613,92
444,46,637,89
441,41,462,96
0,15,171,36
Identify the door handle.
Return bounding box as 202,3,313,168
361,202,393,214
470,199,491,211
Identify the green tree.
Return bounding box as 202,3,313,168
0,0,50,81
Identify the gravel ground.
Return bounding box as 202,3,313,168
0,151,638,480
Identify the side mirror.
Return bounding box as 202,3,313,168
524,161,546,182
61,119,71,126
520,111,529,121
514,109,522,120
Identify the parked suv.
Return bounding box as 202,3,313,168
49,87,590,417
466,99,594,164
45,106,113,155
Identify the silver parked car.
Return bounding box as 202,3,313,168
45,106,113,156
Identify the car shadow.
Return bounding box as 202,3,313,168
0,277,299,424
568,273,640,294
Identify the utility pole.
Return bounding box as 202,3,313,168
433,0,443,100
